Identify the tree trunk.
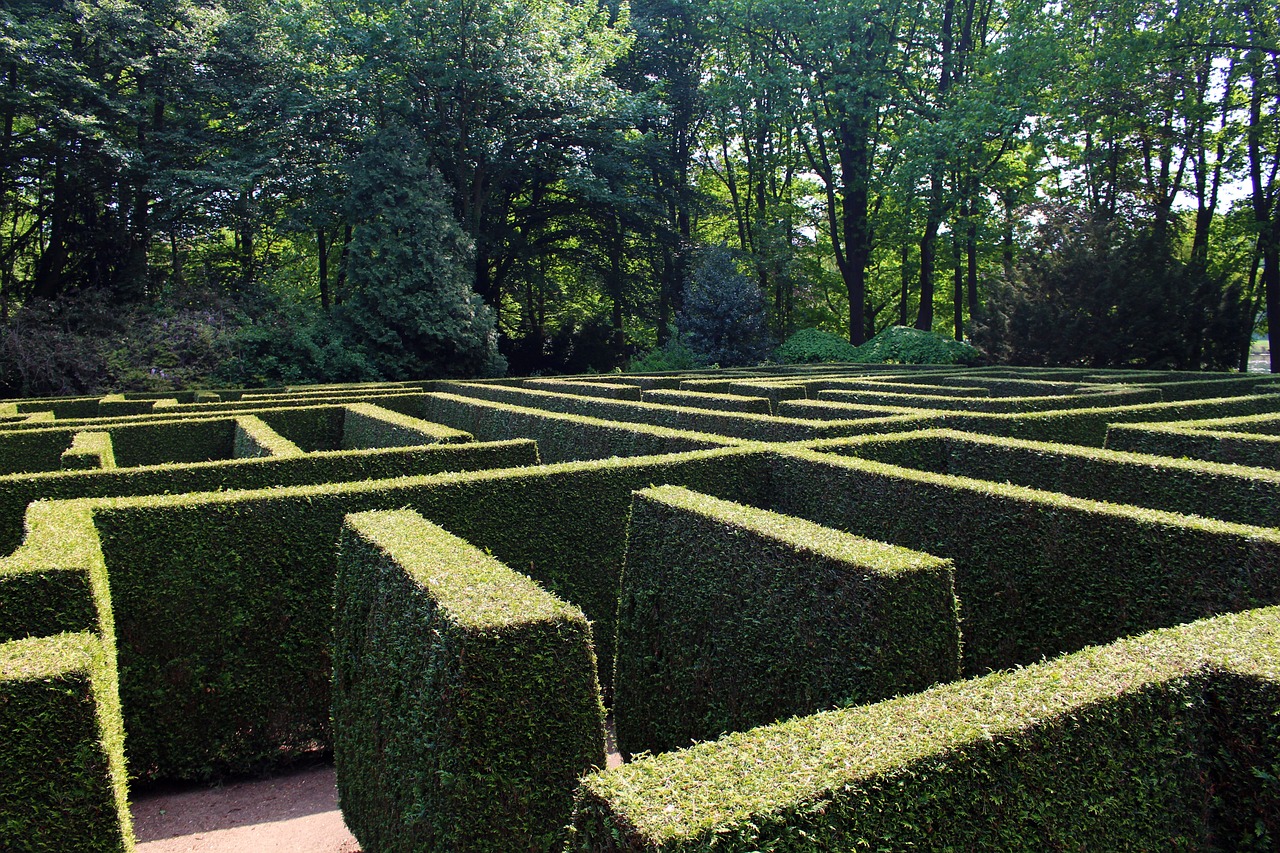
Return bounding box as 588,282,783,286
318,228,330,310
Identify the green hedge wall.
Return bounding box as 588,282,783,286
420,392,738,462
571,606,1280,852
815,386,1162,412
0,428,80,475
437,382,916,442
334,509,606,853
1180,413,1280,435
525,379,644,401
232,416,303,459
767,448,1280,675
1106,423,1280,469
0,439,541,640
62,432,117,471
614,486,960,758
106,419,237,467
0,631,132,853
802,378,992,398
253,406,347,451
340,403,471,449
640,389,772,415
86,447,768,780
930,393,1280,446
823,429,1280,527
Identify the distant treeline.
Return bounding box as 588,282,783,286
0,0,1276,392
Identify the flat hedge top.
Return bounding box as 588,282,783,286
775,446,1280,541
579,606,1280,843
0,631,95,681
805,428,1280,482
638,485,949,575
344,509,582,630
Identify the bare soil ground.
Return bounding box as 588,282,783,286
131,764,360,853
130,721,623,852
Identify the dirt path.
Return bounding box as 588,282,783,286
131,764,360,853
130,723,622,852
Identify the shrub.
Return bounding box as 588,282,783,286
851,325,983,365
677,247,774,367
773,327,860,364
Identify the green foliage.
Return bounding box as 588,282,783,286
333,510,606,853
639,389,773,415
973,208,1254,369
1106,424,1280,470
61,433,117,471
429,382,906,442
420,393,735,463
628,331,703,373
833,429,1280,528
334,128,506,381
677,247,774,367
614,486,960,757
0,632,133,852
573,607,1280,851
852,325,983,365
773,328,861,364
232,417,303,459
67,447,768,779
339,404,472,450
769,447,1280,676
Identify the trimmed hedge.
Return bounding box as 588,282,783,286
767,447,1280,675
81,447,768,779
0,631,132,852
340,402,471,449
571,606,1280,852
802,378,992,398
438,381,928,442
1180,413,1280,435
232,416,303,459
420,392,739,462
525,378,644,401
929,393,1280,446
334,509,606,852
640,389,772,415
0,439,541,631
62,432,117,471
814,386,1162,412
725,381,807,413
1106,423,1280,469
614,486,960,758
821,429,1280,527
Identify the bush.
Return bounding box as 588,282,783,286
676,247,774,367
972,206,1253,370
773,327,860,364
851,325,983,365
0,632,131,852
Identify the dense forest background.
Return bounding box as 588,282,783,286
1,0,1277,393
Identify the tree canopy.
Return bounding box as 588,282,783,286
0,0,1277,392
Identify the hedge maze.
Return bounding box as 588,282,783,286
0,366,1278,851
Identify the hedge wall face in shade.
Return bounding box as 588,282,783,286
334,510,605,853
1106,423,1280,469
614,486,960,758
